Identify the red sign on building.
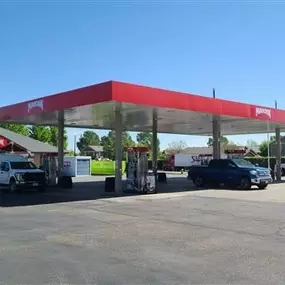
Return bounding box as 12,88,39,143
0,137,8,149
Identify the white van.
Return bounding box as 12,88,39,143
0,154,47,192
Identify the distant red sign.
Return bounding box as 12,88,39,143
0,137,8,149
126,146,149,152
224,149,246,154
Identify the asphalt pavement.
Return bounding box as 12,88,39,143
0,176,285,284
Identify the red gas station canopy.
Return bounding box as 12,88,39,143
0,80,284,135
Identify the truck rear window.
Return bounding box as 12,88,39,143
10,162,37,170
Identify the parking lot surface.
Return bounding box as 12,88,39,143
0,176,285,284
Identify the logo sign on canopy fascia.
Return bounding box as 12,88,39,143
255,107,272,120
28,99,44,113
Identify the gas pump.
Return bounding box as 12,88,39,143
41,155,58,186
198,154,213,165
125,147,156,193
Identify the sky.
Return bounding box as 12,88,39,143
0,0,285,151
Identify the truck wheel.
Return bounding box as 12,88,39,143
239,177,251,190
194,176,204,187
258,184,268,190
210,182,220,189
9,179,17,193
38,184,46,192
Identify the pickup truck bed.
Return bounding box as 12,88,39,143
188,159,272,190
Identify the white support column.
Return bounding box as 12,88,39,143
115,106,123,195
212,88,221,159
213,115,221,159
275,126,281,181
152,109,158,183
58,110,64,177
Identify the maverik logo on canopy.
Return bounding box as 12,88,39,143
255,107,272,119
28,99,44,113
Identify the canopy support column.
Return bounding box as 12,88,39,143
152,109,158,185
275,126,282,181
58,110,64,177
115,106,123,195
213,116,221,159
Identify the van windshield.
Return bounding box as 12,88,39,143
10,161,37,170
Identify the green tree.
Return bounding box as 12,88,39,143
49,126,68,150
259,136,275,157
207,136,229,148
246,139,259,147
0,123,29,136
165,140,188,154
259,141,269,157
77,130,101,154
101,131,135,160
29,126,51,143
136,132,160,153
158,151,167,159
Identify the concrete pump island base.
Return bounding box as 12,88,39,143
0,80,284,194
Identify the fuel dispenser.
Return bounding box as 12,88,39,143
198,154,213,166
41,155,58,186
125,147,156,193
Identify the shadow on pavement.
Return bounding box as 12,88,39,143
0,176,198,208
272,179,285,184
2,175,280,208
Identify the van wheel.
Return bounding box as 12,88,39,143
239,177,251,190
9,179,17,193
194,176,204,187
282,168,285,176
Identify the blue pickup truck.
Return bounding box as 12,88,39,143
188,158,272,190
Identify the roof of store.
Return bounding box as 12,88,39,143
0,127,58,153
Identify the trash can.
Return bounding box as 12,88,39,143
157,172,167,183
105,177,115,192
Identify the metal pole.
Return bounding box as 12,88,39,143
58,110,65,177
275,100,282,181
276,127,281,181
152,109,158,186
267,120,270,169
73,135,76,156
213,88,216,99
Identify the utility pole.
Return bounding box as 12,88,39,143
275,100,282,180
73,135,77,156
